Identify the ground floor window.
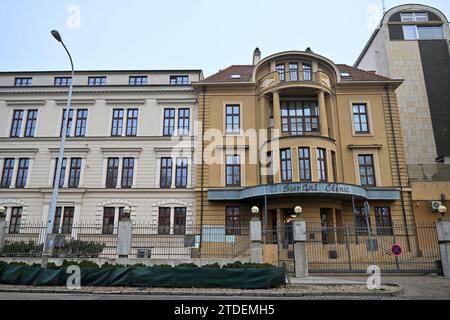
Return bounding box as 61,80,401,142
375,207,393,236
9,207,22,234
158,207,187,235
102,207,116,234
354,207,370,235
225,206,241,235
174,207,187,235
158,207,171,235
52,206,74,234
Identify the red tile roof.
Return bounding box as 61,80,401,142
201,64,390,83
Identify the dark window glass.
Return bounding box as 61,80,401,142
354,207,371,235
170,76,189,85
266,151,274,184
74,109,88,137
358,154,376,186
226,207,241,235
375,207,393,236
317,148,327,182
68,158,82,188
226,105,240,134
15,158,29,188
175,158,188,188
298,147,311,181
160,157,172,188
302,64,312,81
289,63,298,81
352,104,369,133
102,207,115,235
158,207,171,235
54,77,72,86
121,157,134,188
226,155,241,186
129,76,148,86
177,108,190,136
111,109,124,136
9,207,22,234
280,148,292,182
276,64,285,81
163,108,175,136
106,158,119,188
331,151,337,182
1,159,15,188
60,109,74,137
126,109,138,136
53,158,67,188
88,77,106,86
10,110,23,137
14,78,32,86
53,207,74,234
24,110,38,137
174,207,186,235
281,101,319,135
52,207,62,234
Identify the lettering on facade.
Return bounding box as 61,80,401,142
281,183,352,194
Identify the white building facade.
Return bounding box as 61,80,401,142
0,70,203,234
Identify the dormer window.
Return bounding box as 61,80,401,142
401,12,428,22
230,74,241,79
340,72,351,78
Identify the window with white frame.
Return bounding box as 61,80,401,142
102,156,137,189
110,108,139,137
10,109,39,138
0,157,31,189
400,12,428,22
52,206,74,234
60,108,89,137
158,206,187,235
51,156,84,189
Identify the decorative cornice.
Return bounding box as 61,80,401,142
4,99,46,106
55,99,96,105
0,148,39,154
48,147,91,153
101,147,143,153
105,99,147,105
347,144,383,149
156,98,197,104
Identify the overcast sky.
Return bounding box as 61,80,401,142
1,0,449,76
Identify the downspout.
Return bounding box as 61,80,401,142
385,84,411,251
199,87,206,255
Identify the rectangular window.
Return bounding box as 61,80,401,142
68,158,82,188
60,109,74,137
331,151,337,182
418,26,444,39
276,64,285,81
163,108,175,136
158,207,171,235
177,108,190,136
10,110,23,137
226,155,241,186
1,159,15,188
358,154,376,186
9,207,22,234
375,207,393,236
226,206,241,235
266,151,274,184
298,147,311,181
88,76,106,86
170,75,189,85
24,110,38,137
289,63,298,81
15,158,29,188
129,76,148,86
175,158,188,188
281,101,319,135
126,109,138,136
225,105,240,134
74,109,88,137
402,25,418,40
352,103,369,133
102,207,115,235
15,78,32,86
61,207,74,234
160,157,172,188
111,109,124,136
53,158,67,188
53,207,62,234
302,64,312,81
317,148,327,182
174,207,186,235
121,158,134,188
106,158,119,188
280,148,292,182
354,207,371,235
401,11,428,22
54,77,72,86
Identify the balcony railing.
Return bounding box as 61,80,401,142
407,163,450,181
258,69,332,92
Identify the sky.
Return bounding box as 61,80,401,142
0,0,449,77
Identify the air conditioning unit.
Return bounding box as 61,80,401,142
430,201,443,212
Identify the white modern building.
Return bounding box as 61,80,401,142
0,70,203,235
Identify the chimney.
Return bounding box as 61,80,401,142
253,47,261,65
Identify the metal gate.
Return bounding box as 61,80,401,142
306,223,442,274
262,225,295,273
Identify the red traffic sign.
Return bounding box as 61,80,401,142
391,244,402,256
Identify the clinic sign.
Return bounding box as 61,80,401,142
281,183,352,194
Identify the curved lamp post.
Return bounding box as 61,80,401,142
42,30,75,261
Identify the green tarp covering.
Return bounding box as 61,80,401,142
0,264,286,289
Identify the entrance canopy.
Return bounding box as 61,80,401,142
208,182,400,201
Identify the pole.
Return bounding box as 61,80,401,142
42,39,74,266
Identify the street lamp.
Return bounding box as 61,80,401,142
438,205,448,215
0,206,6,218
42,30,75,263
122,206,132,219
251,206,260,218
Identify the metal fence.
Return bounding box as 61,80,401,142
306,222,441,273
0,221,250,260
262,225,295,273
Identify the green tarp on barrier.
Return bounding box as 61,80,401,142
0,264,286,289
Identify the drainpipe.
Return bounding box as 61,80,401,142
199,87,206,255
385,84,411,251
